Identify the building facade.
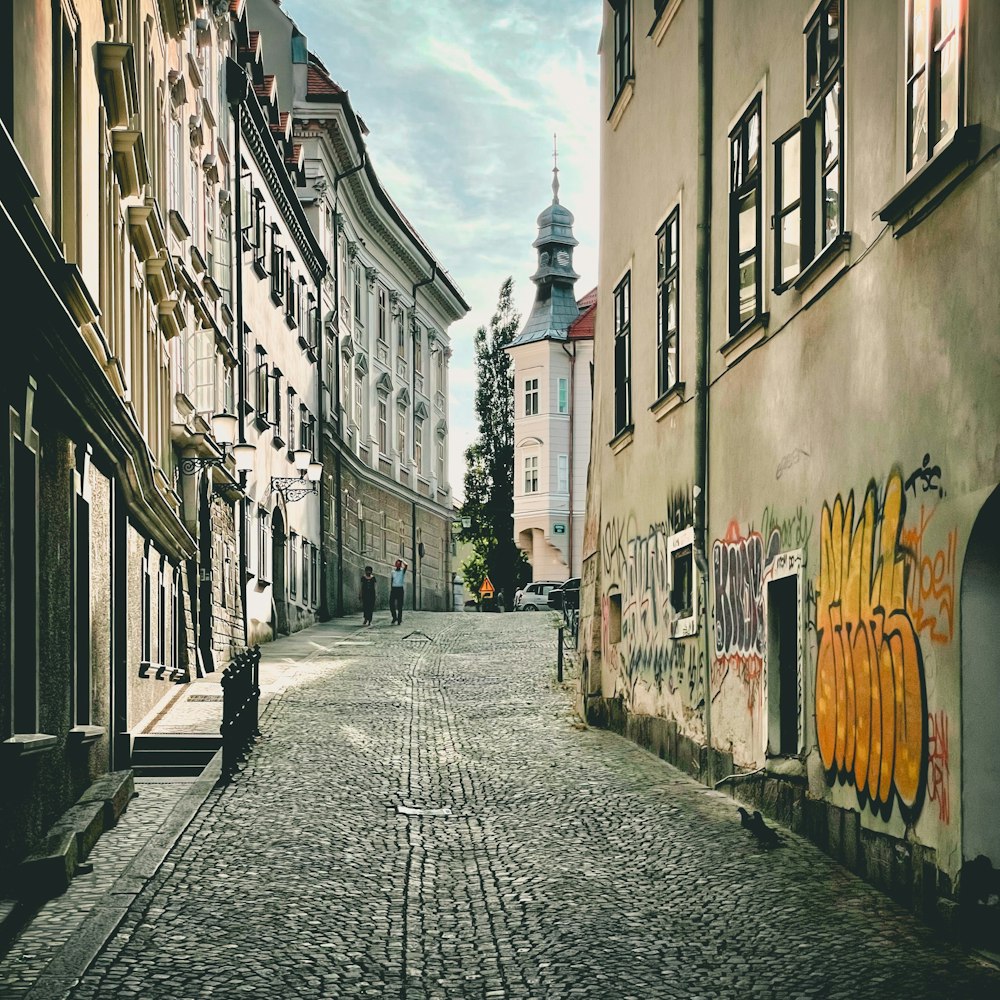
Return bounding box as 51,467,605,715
508,166,595,582
0,0,465,894
585,0,1000,933
243,0,468,618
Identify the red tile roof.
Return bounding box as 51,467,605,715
253,74,276,103
307,64,343,98
568,286,597,340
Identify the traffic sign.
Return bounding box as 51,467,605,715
479,575,495,598
553,523,566,534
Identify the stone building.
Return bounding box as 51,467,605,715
0,0,218,887
584,0,1000,933
508,160,595,582
243,0,469,618
228,0,326,644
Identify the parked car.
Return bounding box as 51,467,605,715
548,577,581,612
514,580,562,611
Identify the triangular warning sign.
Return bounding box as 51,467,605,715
479,575,495,597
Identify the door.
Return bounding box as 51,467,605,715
271,507,288,636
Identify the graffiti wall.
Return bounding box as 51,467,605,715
814,460,956,826
598,488,702,718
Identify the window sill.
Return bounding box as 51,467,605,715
649,0,684,44
2,733,58,757
252,258,268,280
877,124,981,232
254,414,270,432
272,434,285,450
670,615,697,639
720,313,768,365
649,382,686,421
270,290,284,308
68,725,106,747
791,232,852,295
608,424,634,455
608,78,634,131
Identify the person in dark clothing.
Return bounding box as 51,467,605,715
359,565,377,626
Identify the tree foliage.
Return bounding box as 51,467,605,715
460,277,529,606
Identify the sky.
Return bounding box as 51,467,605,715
283,0,603,500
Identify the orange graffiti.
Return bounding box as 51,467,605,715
816,470,927,820
900,505,956,645
927,709,950,824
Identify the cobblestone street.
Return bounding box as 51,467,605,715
5,612,1000,999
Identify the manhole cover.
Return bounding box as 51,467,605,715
187,694,223,702
396,804,451,817
402,632,432,643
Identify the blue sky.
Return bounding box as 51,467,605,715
283,1,602,498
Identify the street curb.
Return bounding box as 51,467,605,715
22,752,223,1000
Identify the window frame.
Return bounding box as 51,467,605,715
656,206,680,397
613,271,632,435
906,0,965,174
524,377,539,417
612,0,633,101
557,377,568,414
729,94,763,337
523,454,539,495
557,453,569,495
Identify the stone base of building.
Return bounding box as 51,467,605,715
583,694,998,948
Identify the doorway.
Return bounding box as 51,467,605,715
961,486,1000,870
271,506,288,636
767,575,799,756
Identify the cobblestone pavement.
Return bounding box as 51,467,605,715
13,613,1000,999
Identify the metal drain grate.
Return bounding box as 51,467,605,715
187,694,224,702
396,804,451,817
402,631,432,643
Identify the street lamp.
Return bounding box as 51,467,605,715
179,412,255,477
272,449,321,502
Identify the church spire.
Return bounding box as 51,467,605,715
552,133,560,205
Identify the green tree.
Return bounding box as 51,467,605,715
460,277,529,607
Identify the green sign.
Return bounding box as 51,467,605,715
553,523,566,534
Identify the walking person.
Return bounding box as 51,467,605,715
389,559,407,625
359,565,377,627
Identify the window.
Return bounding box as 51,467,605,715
302,540,309,606
907,0,962,172
377,287,388,343
437,435,446,484
271,369,283,440
353,264,363,324
397,311,405,353
289,532,298,598
557,377,568,414
311,546,318,606
774,0,843,289
252,189,267,265
524,454,539,494
729,95,762,335
414,419,424,473
287,387,296,447
612,0,632,100
257,508,270,581
55,10,80,260
671,545,693,618
255,351,269,421
557,454,569,494
270,229,284,299
414,331,423,373
397,404,407,457
354,375,364,432
613,272,632,434
656,207,680,396
378,396,388,454
524,378,539,416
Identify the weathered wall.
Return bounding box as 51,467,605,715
589,0,1000,916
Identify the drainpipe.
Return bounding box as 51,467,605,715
560,340,577,576
410,264,436,610
328,150,367,616
227,57,250,646
694,0,714,781
315,270,328,620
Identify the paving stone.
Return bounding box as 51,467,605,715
3,613,1000,999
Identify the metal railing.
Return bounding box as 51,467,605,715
219,645,261,783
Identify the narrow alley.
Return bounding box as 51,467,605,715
3,613,998,1000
